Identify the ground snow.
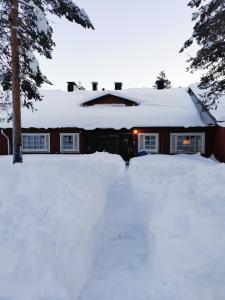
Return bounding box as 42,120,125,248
130,154,225,300
0,153,124,300
1,153,225,300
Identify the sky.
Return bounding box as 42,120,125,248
39,0,201,91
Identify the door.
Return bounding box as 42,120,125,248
97,135,119,154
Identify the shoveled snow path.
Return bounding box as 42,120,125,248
78,170,151,300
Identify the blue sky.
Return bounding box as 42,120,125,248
39,0,201,91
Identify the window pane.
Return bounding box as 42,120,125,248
139,135,157,152
22,135,47,151
173,134,203,153
62,135,74,150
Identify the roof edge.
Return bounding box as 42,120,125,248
188,88,217,126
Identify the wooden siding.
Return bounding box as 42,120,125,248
213,127,225,162
82,95,138,106
0,129,12,155
21,128,85,154
0,126,217,160
132,127,214,157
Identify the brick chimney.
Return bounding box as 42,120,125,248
115,82,123,90
67,82,76,92
92,82,98,91
156,79,165,90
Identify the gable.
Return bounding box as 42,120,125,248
81,94,139,107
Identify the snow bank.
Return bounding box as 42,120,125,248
129,154,225,300
0,153,124,300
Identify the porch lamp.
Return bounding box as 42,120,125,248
183,136,190,145
133,129,138,135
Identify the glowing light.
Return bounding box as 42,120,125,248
183,137,190,145
133,129,138,135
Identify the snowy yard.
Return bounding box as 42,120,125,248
0,153,225,300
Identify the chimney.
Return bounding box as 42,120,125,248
115,82,123,90
156,79,165,90
92,82,98,91
67,82,76,92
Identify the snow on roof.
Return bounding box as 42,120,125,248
1,87,207,129
190,84,225,127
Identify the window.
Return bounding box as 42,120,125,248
170,133,205,154
138,133,159,153
22,133,50,152
60,133,79,153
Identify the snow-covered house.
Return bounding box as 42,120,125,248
0,82,222,160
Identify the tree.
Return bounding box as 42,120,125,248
180,0,225,108
153,71,172,89
77,82,86,90
0,0,94,163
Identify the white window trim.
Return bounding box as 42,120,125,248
60,133,80,153
138,133,159,153
170,132,205,154
22,133,50,153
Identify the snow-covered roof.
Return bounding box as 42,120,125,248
1,87,207,129
190,84,225,127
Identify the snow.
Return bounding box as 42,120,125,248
0,153,124,300
78,170,150,300
129,154,225,299
1,153,225,300
26,50,39,75
1,87,206,129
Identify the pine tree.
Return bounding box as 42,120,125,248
153,71,172,89
180,0,225,108
77,82,86,90
0,0,93,163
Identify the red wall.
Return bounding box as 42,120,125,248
83,95,137,106
0,129,12,155
0,128,84,155
213,127,225,162
22,128,84,154
0,126,218,159
132,127,214,157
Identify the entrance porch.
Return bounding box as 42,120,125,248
84,129,135,160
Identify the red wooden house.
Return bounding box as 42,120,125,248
0,82,224,161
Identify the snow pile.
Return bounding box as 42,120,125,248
0,153,124,300
129,154,225,300
1,87,206,129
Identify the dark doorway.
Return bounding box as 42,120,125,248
96,135,119,154
85,130,134,160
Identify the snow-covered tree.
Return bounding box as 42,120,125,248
0,0,93,163
180,0,225,108
77,82,86,90
153,71,172,89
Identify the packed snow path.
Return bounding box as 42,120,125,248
78,170,151,300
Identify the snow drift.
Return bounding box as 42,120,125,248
130,154,225,300
0,153,124,300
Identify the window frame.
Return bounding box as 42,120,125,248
60,133,80,153
170,132,205,154
22,133,50,153
138,133,159,154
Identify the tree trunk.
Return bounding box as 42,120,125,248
10,0,22,163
